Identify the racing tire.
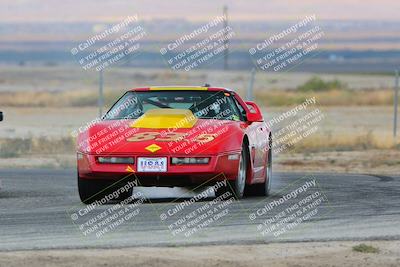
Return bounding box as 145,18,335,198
78,176,133,204
118,188,133,202
215,144,248,199
78,177,105,204
264,139,272,196
245,134,272,197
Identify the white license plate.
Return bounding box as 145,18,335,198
137,157,167,172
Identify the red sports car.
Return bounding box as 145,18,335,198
77,86,272,203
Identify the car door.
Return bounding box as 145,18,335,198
246,105,267,180
232,97,266,181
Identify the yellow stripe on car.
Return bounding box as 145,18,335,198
149,86,208,91
131,109,197,129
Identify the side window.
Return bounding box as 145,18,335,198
231,97,246,121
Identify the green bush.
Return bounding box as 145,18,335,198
297,76,346,92
352,244,380,253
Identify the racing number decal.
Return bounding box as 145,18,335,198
194,134,215,143
126,132,215,143
126,132,159,142
155,132,185,142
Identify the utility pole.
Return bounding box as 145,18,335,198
223,5,229,71
98,69,104,118
394,69,399,138
247,68,256,101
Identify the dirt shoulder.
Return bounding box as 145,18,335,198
0,241,399,267
276,149,400,175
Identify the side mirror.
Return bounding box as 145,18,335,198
245,102,263,122
0,111,3,121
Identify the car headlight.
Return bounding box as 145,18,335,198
97,157,134,164
171,157,210,165
228,154,240,160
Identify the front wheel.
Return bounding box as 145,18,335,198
215,145,247,199
245,135,272,197
78,176,133,204
264,142,272,196
78,177,105,204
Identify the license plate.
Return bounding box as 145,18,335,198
137,157,167,172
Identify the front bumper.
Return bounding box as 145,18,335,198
77,152,241,186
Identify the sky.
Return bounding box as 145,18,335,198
1,0,400,22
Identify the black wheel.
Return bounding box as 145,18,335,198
78,176,105,204
215,143,248,199
245,134,272,197
78,175,133,204
117,187,133,202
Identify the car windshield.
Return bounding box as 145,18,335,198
104,90,243,121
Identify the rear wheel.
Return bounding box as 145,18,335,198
215,144,248,199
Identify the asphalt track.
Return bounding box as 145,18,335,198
0,169,399,251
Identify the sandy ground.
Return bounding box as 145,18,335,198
0,241,399,267
276,150,400,175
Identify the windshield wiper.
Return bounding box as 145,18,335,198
145,99,172,109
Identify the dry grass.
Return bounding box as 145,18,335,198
0,137,75,158
256,89,394,107
291,132,400,153
0,90,123,107
0,88,394,107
